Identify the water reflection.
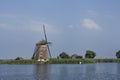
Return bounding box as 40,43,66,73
116,63,120,80
33,64,50,80
117,63,120,74
1,63,120,80
58,65,69,80
84,64,96,80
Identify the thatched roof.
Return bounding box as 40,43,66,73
36,40,52,46
71,54,78,59
71,54,83,59
15,57,24,60
36,40,47,45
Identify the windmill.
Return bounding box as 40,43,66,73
32,25,52,61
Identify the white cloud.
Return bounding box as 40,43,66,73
82,18,101,30
68,25,74,28
87,10,98,17
0,23,7,28
0,13,60,35
106,15,114,19
0,13,17,18
27,20,60,35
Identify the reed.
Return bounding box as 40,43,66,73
0,59,120,64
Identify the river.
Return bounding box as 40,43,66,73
0,63,120,80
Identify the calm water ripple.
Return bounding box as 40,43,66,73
0,63,120,80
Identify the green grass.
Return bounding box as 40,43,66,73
0,59,120,64
0,60,41,64
47,58,96,64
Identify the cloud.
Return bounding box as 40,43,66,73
0,23,7,28
26,20,60,35
82,18,101,30
68,25,73,28
87,10,98,17
0,14,60,35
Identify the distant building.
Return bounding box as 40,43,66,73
71,54,83,59
15,57,24,60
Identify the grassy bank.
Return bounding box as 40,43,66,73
48,58,120,64
0,59,120,64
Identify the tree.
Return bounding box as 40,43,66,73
76,56,83,59
85,50,96,58
116,50,120,58
59,52,69,59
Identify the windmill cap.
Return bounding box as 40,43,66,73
36,40,47,45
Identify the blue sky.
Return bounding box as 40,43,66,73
0,0,120,59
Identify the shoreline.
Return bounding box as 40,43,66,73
0,59,120,64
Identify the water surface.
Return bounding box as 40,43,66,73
0,63,120,80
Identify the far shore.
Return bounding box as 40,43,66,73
0,58,120,64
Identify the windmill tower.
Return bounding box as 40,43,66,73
32,25,51,61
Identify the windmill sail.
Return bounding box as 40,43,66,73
32,46,39,59
43,25,52,58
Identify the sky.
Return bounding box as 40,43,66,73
0,0,120,59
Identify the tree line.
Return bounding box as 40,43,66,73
57,50,120,59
